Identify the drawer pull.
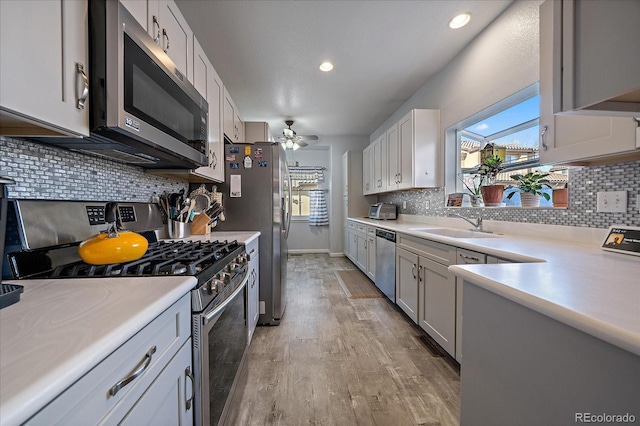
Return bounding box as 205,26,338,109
412,264,417,279
108,346,156,397
459,253,480,262
185,366,195,410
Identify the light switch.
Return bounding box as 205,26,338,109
596,191,627,213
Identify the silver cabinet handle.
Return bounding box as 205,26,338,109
418,265,423,281
411,264,416,279
75,63,89,110
152,16,161,43
185,366,195,410
162,28,170,53
459,253,480,262
540,125,548,151
210,150,217,169
109,346,156,397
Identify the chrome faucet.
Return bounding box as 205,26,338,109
451,212,485,232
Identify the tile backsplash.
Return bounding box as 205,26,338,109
379,160,640,228
2,138,639,229
0,137,187,201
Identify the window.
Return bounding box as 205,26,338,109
452,86,568,207
288,165,326,217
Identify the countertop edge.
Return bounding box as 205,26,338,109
450,266,640,357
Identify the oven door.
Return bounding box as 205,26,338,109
193,273,249,426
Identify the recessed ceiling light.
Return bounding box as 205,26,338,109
319,62,334,72
449,13,471,29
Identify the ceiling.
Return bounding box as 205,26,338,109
175,0,514,143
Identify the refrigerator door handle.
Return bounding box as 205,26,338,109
284,163,293,239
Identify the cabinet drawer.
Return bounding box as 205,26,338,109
246,237,259,260
457,248,486,265
356,223,367,234
397,233,456,265
347,221,357,230
367,226,377,236
26,294,191,425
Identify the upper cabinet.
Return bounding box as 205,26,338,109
539,1,639,165
386,109,441,192
223,88,244,142
244,122,274,143
0,0,89,137
362,145,372,195
121,0,193,82
546,0,640,116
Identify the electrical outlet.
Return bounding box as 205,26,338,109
425,200,430,210
596,191,627,213
402,201,407,209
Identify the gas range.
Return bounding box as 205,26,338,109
5,200,248,313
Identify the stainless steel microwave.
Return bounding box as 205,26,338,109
36,0,208,169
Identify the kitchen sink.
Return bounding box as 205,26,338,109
410,228,501,238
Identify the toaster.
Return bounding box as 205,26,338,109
368,203,397,220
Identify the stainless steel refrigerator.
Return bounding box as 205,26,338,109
216,142,290,325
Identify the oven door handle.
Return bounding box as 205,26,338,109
202,268,250,325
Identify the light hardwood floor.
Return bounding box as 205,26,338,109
226,254,460,426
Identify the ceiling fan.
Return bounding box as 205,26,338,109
278,120,318,150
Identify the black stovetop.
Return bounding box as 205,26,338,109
8,239,244,284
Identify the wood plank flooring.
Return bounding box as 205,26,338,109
226,254,460,426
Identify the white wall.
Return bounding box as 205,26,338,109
370,0,541,143
285,146,331,253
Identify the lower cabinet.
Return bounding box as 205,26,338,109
118,340,194,426
345,220,376,282
396,246,419,322
25,294,192,425
419,257,456,356
246,238,260,344
366,226,376,281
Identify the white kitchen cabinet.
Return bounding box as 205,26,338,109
366,226,377,281
246,237,260,343
539,1,639,166
118,340,193,426
372,134,387,193
363,145,373,194
0,0,89,137
223,88,244,142
342,151,373,255
542,0,640,115
396,246,419,323
355,223,368,272
26,294,191,425
245,121,274,143
386,109,441,191
455,248,487,363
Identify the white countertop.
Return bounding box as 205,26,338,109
0,230,260,425
348,217,640,357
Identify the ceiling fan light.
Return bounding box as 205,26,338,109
319,61,334,72
286,139,294,149
449,13,471,29
292,143,300,151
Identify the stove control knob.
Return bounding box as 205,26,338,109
228,262,241,272
217,272,231,284
236,255,248,265
207,280,223,295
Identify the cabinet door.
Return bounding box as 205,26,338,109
396,247,419,323
372,135,387,193
397,111,414,190
386,124,399,190
342,152,349,196
363,145,372,194
120,0,149,30
236,113,244,142
366,234,376,281
193,38,224,182
120,341,194,426
539,1,638,165
223,89,235,142
419,257,455,356
349,231,358,262
0,0,89,137
157,0,193,82
247,253,260,343
356,234,367,272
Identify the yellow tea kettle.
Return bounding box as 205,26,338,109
78,202,148,265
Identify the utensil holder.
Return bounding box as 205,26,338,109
191,213,211,235
167,219,190,239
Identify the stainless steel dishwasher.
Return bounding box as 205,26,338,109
375,229,396,302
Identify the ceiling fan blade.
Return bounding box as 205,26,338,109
295,141,309,147
299,135,318,141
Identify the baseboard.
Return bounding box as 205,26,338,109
329,252,346,258
287,249,330,255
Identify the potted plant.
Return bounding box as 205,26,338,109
506,172,552,208
459,174,483,207
478,154,505,207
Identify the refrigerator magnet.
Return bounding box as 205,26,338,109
230,162,239,169
244,146,252,155
226,154,236,161
243,156,252,169
254,148,263,156
258,161,268,167
229,147,239,154
230,175,241,197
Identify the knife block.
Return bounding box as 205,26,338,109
191,213,212,235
